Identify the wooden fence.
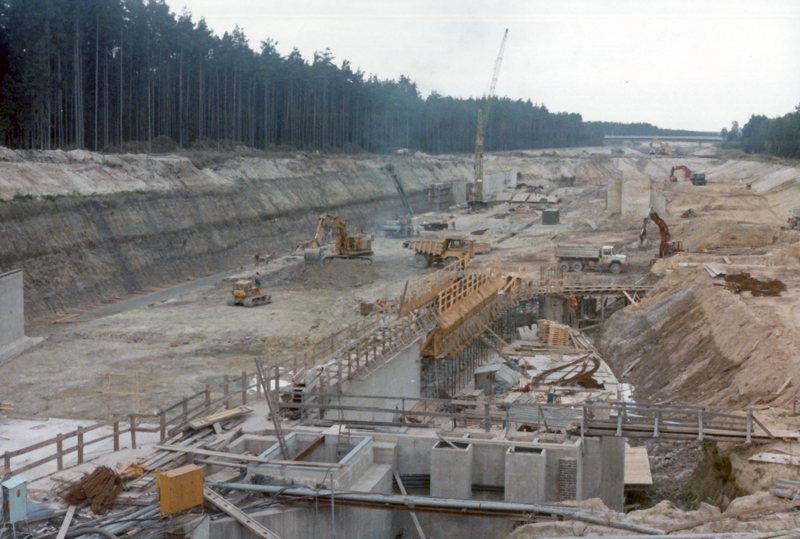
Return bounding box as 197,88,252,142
2,371,260,479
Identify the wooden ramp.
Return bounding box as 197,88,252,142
624,447,653,486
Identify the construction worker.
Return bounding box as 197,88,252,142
450,218,456,230
598,256,603,274
547,384,556,404
254,252,261,266
254,272,261,288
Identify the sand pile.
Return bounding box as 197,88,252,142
599,270,800,407
297,259,381,291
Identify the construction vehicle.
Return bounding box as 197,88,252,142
649,138,671,155
469,29,508,209
381,217,415,238
303,213,374,266
232,280,271,307
555,245,628,274
642,209,684,258
403,236,476,269
785,209,800,230
420,220,449,231
669,166,706,185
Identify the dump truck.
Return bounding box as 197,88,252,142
232,280,271,307
403,236,476,269
555,245,627,274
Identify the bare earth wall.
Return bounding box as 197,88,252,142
0,151,473,320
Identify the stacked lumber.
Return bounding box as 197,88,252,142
537,320,550,343
546,322,570,347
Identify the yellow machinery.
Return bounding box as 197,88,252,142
304,213,374,266
649,138,671,155
232,280,271,307
403,236,476,269
156,464,204,515
469,29,508,209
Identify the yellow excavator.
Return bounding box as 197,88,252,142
649,138,671,155
303,213,374,266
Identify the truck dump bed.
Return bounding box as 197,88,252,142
554,245,598,259
404,239,447,256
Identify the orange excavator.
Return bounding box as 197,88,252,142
640,209,684,258
669,166,706,185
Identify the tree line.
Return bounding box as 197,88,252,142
721,108,800,159
0,0,603,154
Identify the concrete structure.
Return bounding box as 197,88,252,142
505,446,546,504
620,171,651,217
473,169,516,198
431,441,473,499
0,270,38,364
338,338,423,422
192,427,622,539
607,176,623,215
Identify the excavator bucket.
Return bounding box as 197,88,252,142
303,247,325,266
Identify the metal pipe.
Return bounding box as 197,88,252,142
535,532,800,539
210,482,664,535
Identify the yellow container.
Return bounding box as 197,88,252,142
156,464,204,515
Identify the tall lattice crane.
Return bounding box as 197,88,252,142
469,28,508,209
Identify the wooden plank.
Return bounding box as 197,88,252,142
395,473,427,539
624,447,653,486
55,505,76,539
777,377,793,395
154,445,342,468
291,435,324,461
204,487,282,539
622,291,639,308
748,452,800,466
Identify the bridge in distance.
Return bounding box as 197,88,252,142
604,135,722,141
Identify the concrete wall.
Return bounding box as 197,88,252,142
650,187,668,215
505,446,546,503
580,436,626,511
431,442,473,499
339,339,422,423
483,169,517,197
0,270,35,363
607,176,622,215
621,171,651,217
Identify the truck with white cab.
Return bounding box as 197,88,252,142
555,245,627,274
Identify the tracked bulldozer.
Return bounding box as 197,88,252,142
303,213,374,266
232,280,271,307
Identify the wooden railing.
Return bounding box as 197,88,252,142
2,371,260,479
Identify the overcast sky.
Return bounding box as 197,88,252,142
165,0,800,132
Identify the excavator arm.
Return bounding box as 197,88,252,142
311,213,349,249
648,209,684,258
669,165,692,182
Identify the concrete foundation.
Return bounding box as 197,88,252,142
0,270,38,364
431,441,473,499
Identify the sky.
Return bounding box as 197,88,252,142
164,0,800,133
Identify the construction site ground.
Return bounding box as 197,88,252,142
5,142,800,517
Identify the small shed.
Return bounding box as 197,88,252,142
474,363,521,397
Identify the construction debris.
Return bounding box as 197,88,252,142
61,466,124,515
719,272,786,296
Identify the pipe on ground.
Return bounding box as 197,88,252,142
210,481,664,535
